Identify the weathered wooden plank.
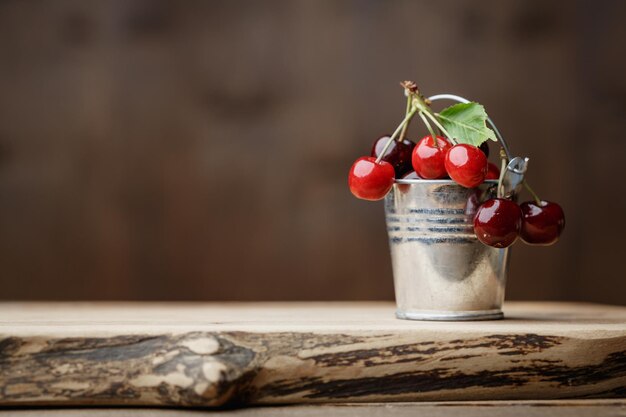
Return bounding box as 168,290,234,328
1,400,626,417
0,302,625,407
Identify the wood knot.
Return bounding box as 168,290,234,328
180,336,220,355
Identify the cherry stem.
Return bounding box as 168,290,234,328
422,110,457,145
398,95,411,142
523,180,542,205
410,93,458,145
418,112,439,149
375,107,418,164
497,152,507,199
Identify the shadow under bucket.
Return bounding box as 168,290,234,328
385,179,508,321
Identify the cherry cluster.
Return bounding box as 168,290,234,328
348,96,565,248
349,136,498,200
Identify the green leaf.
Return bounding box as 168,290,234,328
436,102,497,147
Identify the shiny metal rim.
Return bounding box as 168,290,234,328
394,179,499,185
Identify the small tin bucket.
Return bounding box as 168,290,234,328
383,93,521,321
385,179,508,321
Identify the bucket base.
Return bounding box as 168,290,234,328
396,308,504,321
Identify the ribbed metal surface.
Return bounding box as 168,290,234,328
385,180,508,321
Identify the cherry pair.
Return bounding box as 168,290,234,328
474,198,565,247
412,135,492,188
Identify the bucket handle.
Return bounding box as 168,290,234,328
429,94,528,197
428,94,512,160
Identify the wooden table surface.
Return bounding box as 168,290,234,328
1,302,625,409
1,400,626,417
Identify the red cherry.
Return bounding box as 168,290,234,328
371,135,415,178
473,198,522,248
445,144,488,188
411,135,452,179
485,162,500,180
520,201,565,245
348,157,395,201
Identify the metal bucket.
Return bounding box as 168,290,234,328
385,179,508,321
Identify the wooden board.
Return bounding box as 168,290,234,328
0,302,625,407
2,400,626,417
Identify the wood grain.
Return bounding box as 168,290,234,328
2,400,626,417
0,302,625,407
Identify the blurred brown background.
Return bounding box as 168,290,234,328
0,0,624,304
